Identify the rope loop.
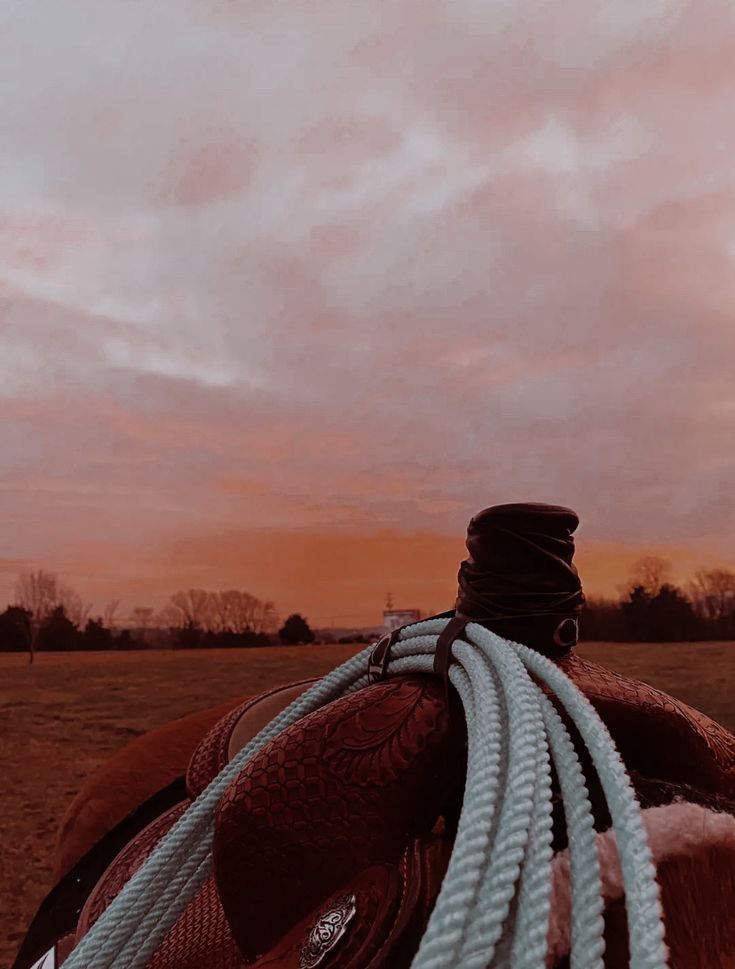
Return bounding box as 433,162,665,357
63,619,669,969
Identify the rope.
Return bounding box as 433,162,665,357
62,618,669,969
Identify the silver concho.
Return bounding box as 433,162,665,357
298,893,357,969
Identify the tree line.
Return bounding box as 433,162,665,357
580,557,735,643
1,557,734,663
0,570,319,662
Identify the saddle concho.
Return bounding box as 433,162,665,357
298,894,357,969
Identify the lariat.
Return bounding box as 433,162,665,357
63,618,669,969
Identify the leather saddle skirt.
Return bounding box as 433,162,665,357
76,676,460,968
71,653,735,968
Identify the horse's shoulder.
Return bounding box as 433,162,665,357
53,696,246,880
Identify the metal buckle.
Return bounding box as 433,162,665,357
552,616,579,648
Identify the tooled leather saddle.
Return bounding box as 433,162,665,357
48,650,735,969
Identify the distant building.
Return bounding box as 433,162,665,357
383,608,422,632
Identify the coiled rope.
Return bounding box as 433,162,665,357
63,618,669,969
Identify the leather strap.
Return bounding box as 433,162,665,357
368,629,401,684
432,615,469,699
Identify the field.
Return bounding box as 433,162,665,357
2,641,735,966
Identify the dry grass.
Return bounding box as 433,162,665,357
2,641,734,965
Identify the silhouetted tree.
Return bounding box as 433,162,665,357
169,589,213,631
132,606,155,629
37,606,80,651
620,583,702,642
688,568,735,639
156,603,183,629
0,606,32,651
115,629,136,650
14,569,89,662
103,598,121,629
621,585,655,641
579,597,625,641
168,588,279,636
278,614,315,645
627,556,672,597
14,569,58,663
83,618,113,651
172,625,205,650
653,584,702,641
163,587,280,647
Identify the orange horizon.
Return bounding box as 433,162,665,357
2,530,733,629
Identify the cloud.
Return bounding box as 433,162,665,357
1,0,734,616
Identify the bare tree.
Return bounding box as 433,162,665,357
248,598,278,634
627,556,672,596
261,600,279,635
14,569,88,663
130,606,156,646
210,589,259,633
132,606,155,629
59,583,92,628
688,568,735,636
156,603,185,629
169,589,215,630
235,590,261,632
103,598,121,629
210,590,236,633
166,587,278,639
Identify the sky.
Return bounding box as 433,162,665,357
1,0,734,627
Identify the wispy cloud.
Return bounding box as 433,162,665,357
1,0,733,617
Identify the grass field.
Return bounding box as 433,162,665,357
2,640,734,965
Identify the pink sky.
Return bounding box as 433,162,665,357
1,1,734,626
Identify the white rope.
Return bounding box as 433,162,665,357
62,618,669,969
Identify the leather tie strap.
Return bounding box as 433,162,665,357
368,629,402,683
433,615,470,698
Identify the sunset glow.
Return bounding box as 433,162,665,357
2,1,734,626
